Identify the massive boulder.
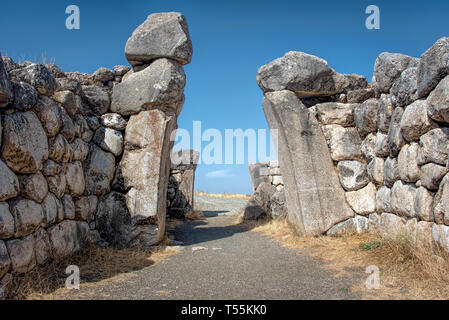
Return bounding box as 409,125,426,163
120,110,176,242
0,160,19,202
399,99,436,142
111,58,185,116
125,12,193,67
248,162,270,192
48,220,87,257
0,203,15,239
391,67,418,108
83,145,115,196
315,102,354,127
373,52,418,93
262,90,354,235
322,125,362,161
257,51,366,97
243,182,276,220
427,75,449,123
10,63,57,96
417,37,449,98
1,112,49,174
336,160,369,191
6,235,36,273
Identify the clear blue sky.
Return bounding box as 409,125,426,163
1,0,448,194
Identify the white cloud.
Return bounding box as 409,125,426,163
205,169,234,178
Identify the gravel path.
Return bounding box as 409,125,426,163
63,195,364,299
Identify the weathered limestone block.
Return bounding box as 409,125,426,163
379,212,406,239
41,192,59,227
114,65,130,77
65,161,85,197
62,194,75,220
74,114,93,142
70,138,89,162
6,235,35,274
347,88,375,103
10,199,43,237
397,143,420,183
262,90,354,235
415,221,433,248
322,125,362,161
84,145,115,195
0,203,14,239
373,52,418,93
96,192,133,247
367,157,384,185
0,241,11,278
419,163,448,190
42,160,62,177
125,12,193,67
48,134,73,163
52,90,80,117
361,133,376,162
391,67,418,108
272,176,283,186
414,187,434,222
80,85,110,116
434,174,449,225
10,63,57,96
168,168,196,218
377,94,394,133
0,160,19,201
111,58,185,116
93,67,115,83
100,113,127,131
0,53,13,107
121,109,176,242
354,99,378,136
391,180,417,218
46,173,66,199
1,112,49,173
315,102,354,126
48,220,85,257
417,37,449,98
387,107,405,156
374,132,389,157
427,75,449,123
92,127,123,156
59,107,76,143
337,160,369,191
18,172,48,203
376,186,391,213
33,228,51,265
248,162,270,192
243,182,276,220
270,189,287,219
345,182,376,215
13,81,38,111
399,100,436,142
74,195,98,222
417,128,449,165
432,223,449,252
384,157,399,188
32,96,62,137
257,51,366,97
326,218,357,236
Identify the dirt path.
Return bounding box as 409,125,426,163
61,195,365,299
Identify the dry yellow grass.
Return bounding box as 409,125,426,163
238,217,449,299
185,210,205,220
4,243,180,300
194,191,251,200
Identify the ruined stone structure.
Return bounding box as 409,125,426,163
257,38,449,251
0,12,192,291
167,149,199,219
248,160,284,192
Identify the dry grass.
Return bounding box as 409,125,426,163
238,217,449,299
4,243,180,300
194,191,251,200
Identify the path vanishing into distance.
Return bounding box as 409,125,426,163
62,195,366,300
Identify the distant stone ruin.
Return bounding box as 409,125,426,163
0,12,193,290
256,38,449,251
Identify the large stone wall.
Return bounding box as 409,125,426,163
257,38,449,250
0,11,192,291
